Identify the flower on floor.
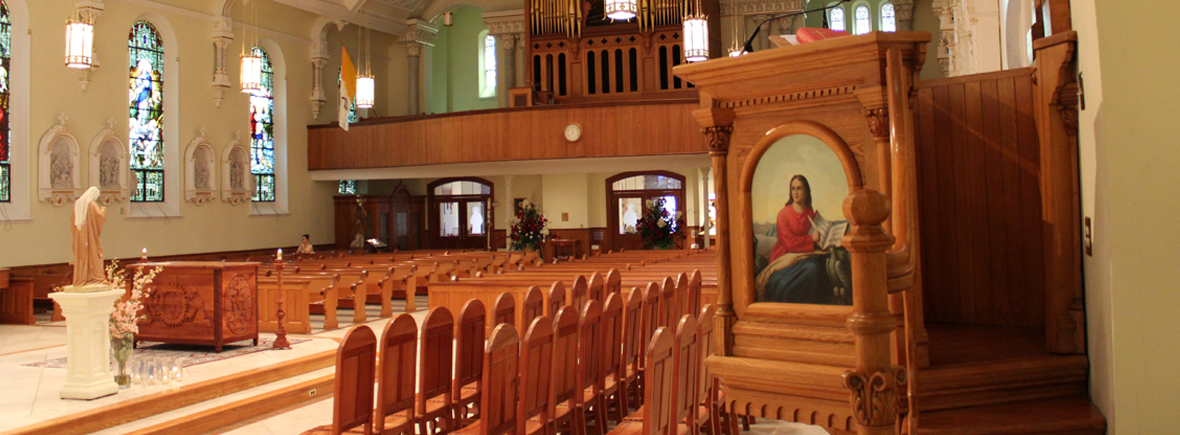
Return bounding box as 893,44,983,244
510,198,548,252
636,197,683,250
107,261,163,340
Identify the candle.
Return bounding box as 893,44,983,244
277,248,283,261
142,247,147,256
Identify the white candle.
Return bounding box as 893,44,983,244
277,248,283,260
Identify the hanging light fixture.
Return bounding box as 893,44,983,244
443,11,454,26
355,24,375,109
64,4,95,68
604,0,638,20
683,0,709,62
240,0,264,95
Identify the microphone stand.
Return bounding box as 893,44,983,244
740,0,851,54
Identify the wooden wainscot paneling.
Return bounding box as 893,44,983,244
308,100,706,170
675,32,930,435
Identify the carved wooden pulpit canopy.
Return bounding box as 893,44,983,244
674,32,930,434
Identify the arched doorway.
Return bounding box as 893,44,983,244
606,171,686,251
427,177,494,250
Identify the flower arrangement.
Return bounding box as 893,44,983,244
636,197,684,250
508,198,549,252
107,261,163,341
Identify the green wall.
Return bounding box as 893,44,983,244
431,6,498,114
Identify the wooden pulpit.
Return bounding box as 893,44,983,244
129,262,260,352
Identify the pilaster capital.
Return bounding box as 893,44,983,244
498,34,521,51
893,0,915,21
404,18,438,48
842,367,906,428
864,108,889,139
211,16,234,40
693,107,737,154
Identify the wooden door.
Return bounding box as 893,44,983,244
427,178,494,250
606,171,686,252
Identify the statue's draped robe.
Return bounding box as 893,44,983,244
71,201,106,286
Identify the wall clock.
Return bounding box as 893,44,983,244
564,122,582,142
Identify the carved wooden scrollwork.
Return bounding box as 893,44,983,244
1055,82,1080,135
223,275,255,336
864,108,890,139
842,367,906,428
702,125,734,154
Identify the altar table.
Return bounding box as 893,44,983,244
128,262,260,352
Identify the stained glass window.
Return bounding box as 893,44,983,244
483,35,497,97
0,2,12,203
339,180,356,194
250,46,275,202
128,21,164,202
338,71,357,123
854,5,871,35
829,7,845,32
881,3,896,32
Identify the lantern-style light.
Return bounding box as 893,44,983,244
605,0,638,20
443,11,454,26
356,75,375,109
65,16,94,69
240,53,264,95
683,13,709,62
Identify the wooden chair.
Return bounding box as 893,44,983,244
418,308,456,435
620,289,644,412
551,306,582,435
605,269,622,296
453,324,521,435
695,306,719,435
588,273,605,303
600,292,626,422
688,271,703,317
547,281,566,318
312,325,378,435
455,300,488,426
522,286,545,329
606,327,675,435
675,274,690,322
576,300,609,435
376,315,418,435
637,283,662,403
660,277,677,328
571,276,588,311
672,315,699,435
494,292,516,328
518,316,555,435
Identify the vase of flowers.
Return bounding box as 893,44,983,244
107,261,163,389
636,197,684,250
509,198,549,253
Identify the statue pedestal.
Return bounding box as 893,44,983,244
49,287,122,400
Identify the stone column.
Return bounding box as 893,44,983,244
309,57,328,119
485,11,526,107
49,287,123,400
894,0,915,31
404,19,438,115
752,14,773,51
211,16,233,108
496,35,518,107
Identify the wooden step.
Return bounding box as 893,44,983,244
917,396,1105,435
919,354,1089,411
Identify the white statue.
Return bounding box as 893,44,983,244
622,203,639,233
469,207,485,234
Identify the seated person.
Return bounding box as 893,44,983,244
296,234,315,255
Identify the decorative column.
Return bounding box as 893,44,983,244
698,167,711,250
778,15,797,36
751,14,773,51
404,19,438,115
893,0,915,31
49,287,123,400
211,16,233,108
485,11,526,108
504,174,514,249
933,0,955,76
695,107,735,355
840,190,904,435
309,57,328,119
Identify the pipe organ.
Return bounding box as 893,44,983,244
524,0,720,103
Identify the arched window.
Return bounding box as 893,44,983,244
854,5,871,35
337,71,357,123
128,21,165,202
249,46,275,202
829,6,846,32
0,3,10,203
880,2,896,32
338,180,356,194
481,33,497,98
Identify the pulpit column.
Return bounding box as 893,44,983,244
695,107,735,355
404,19,438,115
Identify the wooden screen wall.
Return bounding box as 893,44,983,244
914,68,1045,328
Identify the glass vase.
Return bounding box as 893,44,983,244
111,335,133,389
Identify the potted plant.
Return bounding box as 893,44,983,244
636,197,684,250
508,198,549,253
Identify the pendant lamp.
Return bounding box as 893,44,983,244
240,52,264,95
683,4,709,62
605,0,638,20
65,12,94,69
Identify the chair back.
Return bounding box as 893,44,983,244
480,324,521,435
376,315,418,433
518,316,555,435
588,272,605,303
455,300,487,398
494,292,516,328
333,325,378,435
601,293,624,383
660,277,677,328
605,269,622,295
522,286,544,328
697,305,716,406
641,328,676,435
640,282,661,369
547,281,566,317
689,270,703,315
417,307,455,414
676,273,690,321
673,315,700,434
551,306,581,407
577,300,605,399
571,275,589,310
622,288,644,376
